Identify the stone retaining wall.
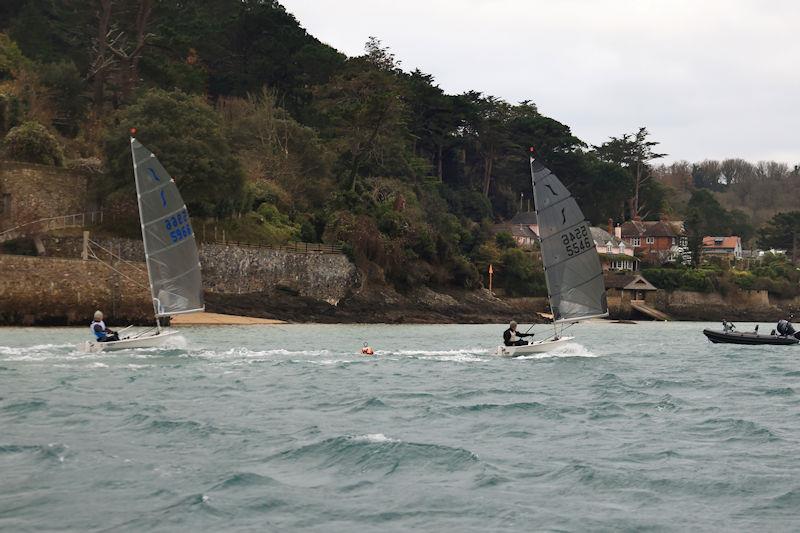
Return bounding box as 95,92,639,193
0,161,94,231
0,255,151,325
41,236,359,305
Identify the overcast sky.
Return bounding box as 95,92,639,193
280,0,799,164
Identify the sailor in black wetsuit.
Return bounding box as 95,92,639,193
503,320,534,346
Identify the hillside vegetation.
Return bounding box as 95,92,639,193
1,1,798,294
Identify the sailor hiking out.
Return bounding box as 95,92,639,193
503,320,535,346
90,311,119,342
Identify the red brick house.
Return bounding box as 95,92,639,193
620,217,687,264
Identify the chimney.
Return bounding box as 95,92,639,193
615,224,622,239
607,218,613,235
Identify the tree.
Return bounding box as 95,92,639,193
104,88,244,216
685,189,733,265
402,70,458,181
759,211,800,263
313,38,409,191
459,91,513,197
594,127,665,218
2,121,64,166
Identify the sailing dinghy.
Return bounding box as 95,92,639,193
496,150,608,357
79,134,204,353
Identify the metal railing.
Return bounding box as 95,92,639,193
0,211,103,243
209,240,343,254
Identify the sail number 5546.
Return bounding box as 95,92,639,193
561,226,592,256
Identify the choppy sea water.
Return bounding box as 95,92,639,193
1,321,799,531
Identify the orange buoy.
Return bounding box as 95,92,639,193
360,342,374,356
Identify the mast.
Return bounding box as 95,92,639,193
529,148,558,337
130,128,161,332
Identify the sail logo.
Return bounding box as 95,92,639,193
147,167,162,182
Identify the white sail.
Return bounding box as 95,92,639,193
531,156,608,323
131,138,204,317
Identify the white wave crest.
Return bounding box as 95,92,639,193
514,342,597,360
349,433,398,443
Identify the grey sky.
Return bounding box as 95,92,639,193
280,0,799,164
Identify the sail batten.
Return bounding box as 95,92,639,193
131,138,204,318
531,157,607,323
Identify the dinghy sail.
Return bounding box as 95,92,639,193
531,151,608,324
78,134,204,352
494,150,607,357
131,136,204,323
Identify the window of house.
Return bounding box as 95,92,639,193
680,237,688,247
672,237,676,245
0,194,9,216
646,237,655,244
632,237,641,246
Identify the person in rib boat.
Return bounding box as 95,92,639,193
90,310,119,343
503,320,535,346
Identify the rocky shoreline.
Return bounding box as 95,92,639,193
205,286,551,325
2,251,797,326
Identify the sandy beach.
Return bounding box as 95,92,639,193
170,312,286,325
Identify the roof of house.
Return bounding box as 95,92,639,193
620,219,685,238
510,211,538,225
702,236,741,249
603,273,657,291
492,223,537,239
590,227,624,247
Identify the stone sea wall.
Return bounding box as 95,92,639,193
200,243,358,304
644,288,789,321
0,255,151,325
41,236,360,305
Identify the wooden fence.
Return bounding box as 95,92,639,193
209,240,343,254
0,211,103,244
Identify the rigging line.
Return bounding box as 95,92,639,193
88,240,147,274
88,247,151,292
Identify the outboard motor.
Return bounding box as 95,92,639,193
777,319,796,337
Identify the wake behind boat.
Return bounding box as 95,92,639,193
494,149,608,357
79,133,204,353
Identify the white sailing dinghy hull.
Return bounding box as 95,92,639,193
495,336,574,357
80,330,181,353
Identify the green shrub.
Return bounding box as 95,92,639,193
495,231,516,249
642,267,715,292
499,248,547,297
451,254,481,289
2,121,64,165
